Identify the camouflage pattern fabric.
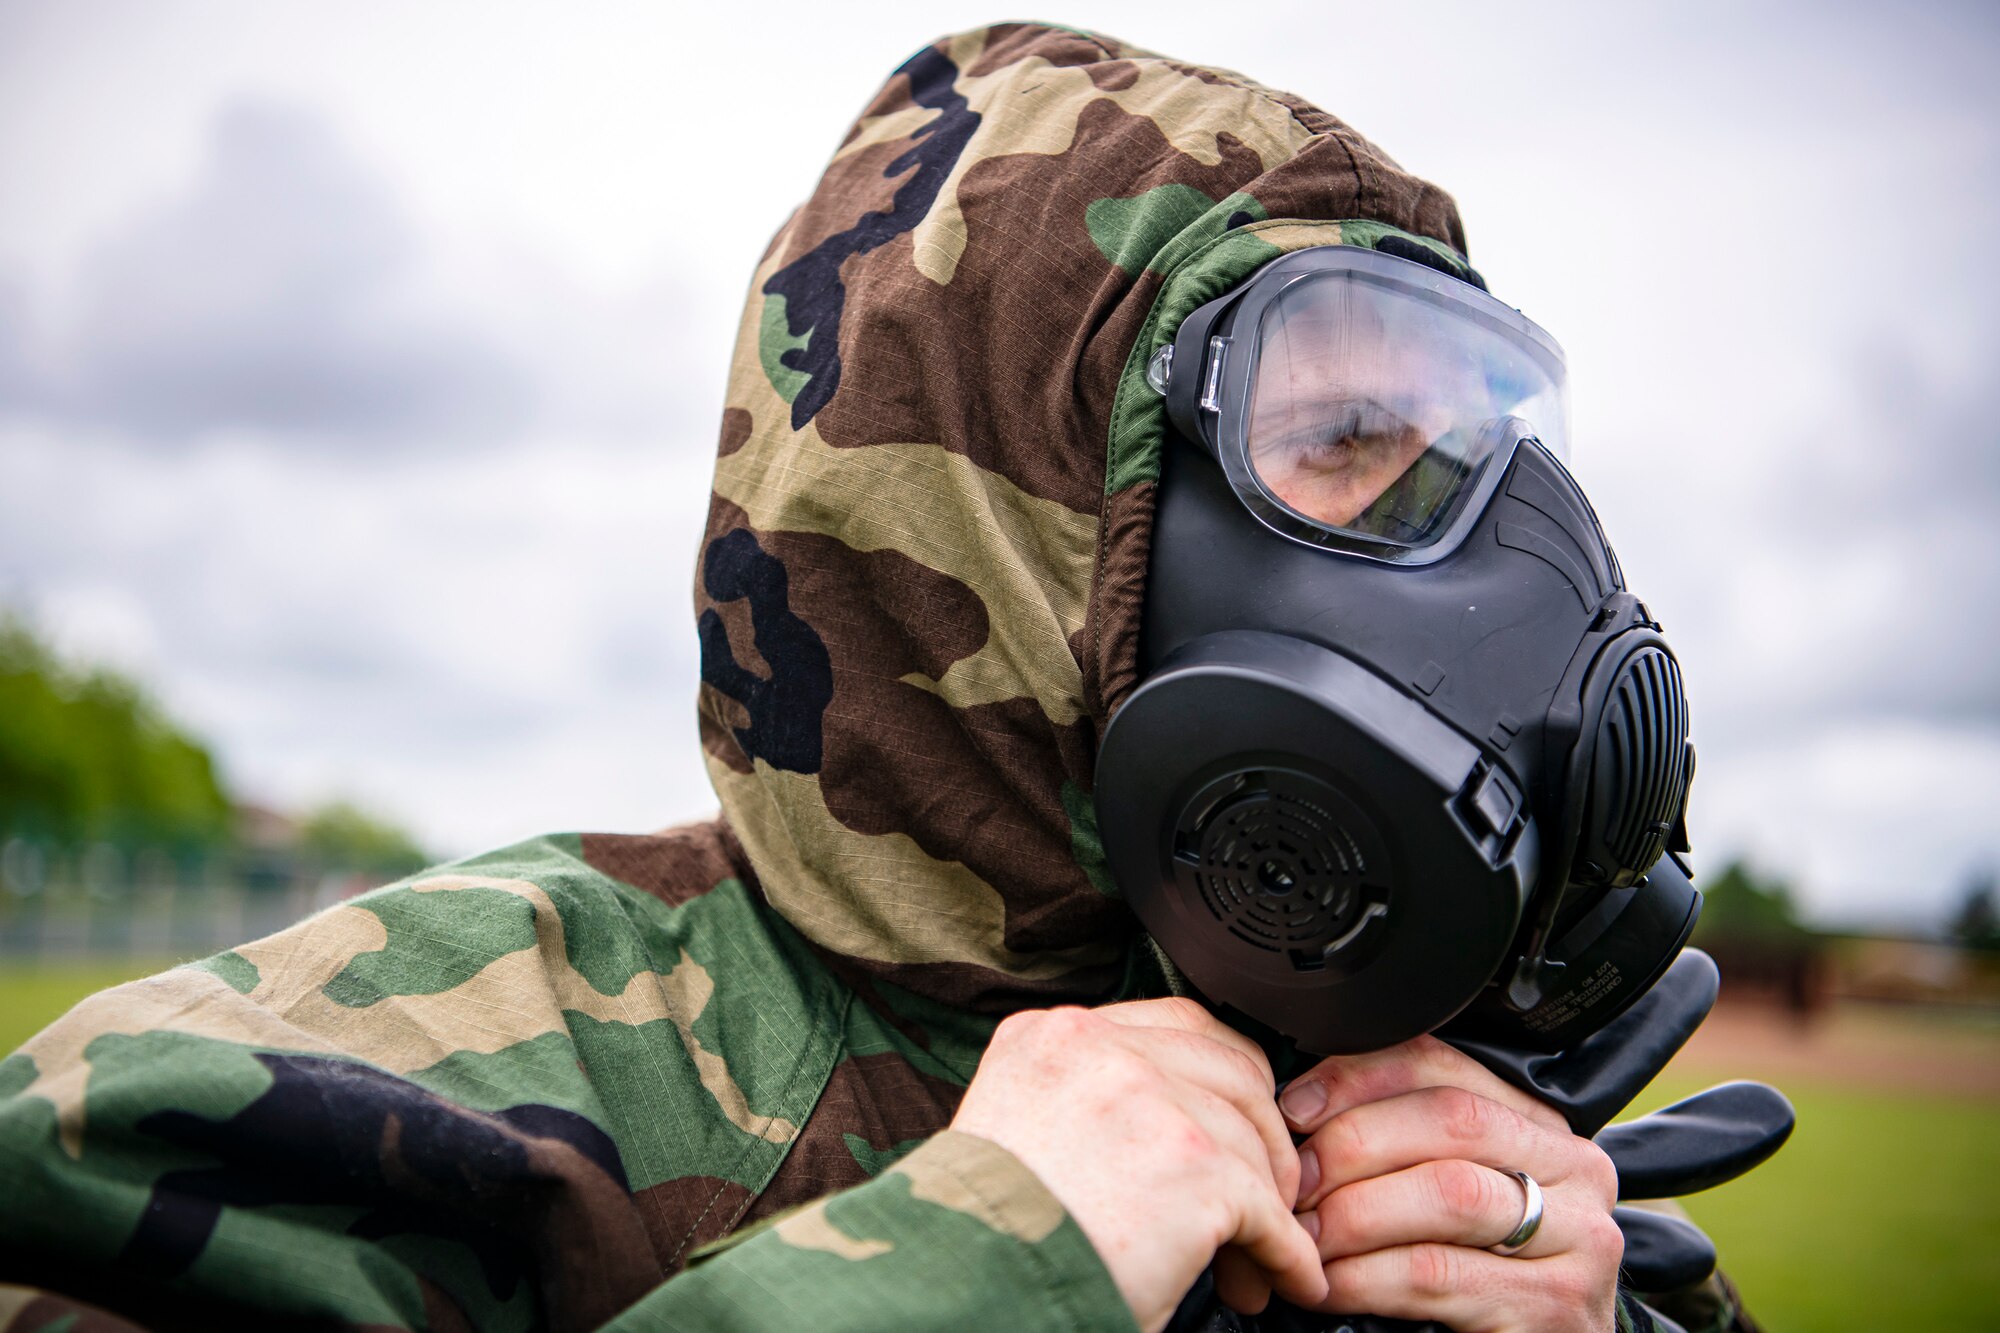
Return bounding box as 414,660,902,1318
0,21,1751,1332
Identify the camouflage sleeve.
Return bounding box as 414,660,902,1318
0,1133,1136,1333
616,1130,1138,1332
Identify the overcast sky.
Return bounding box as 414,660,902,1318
1,0,1994,926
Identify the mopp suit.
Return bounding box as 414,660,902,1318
0,23,1749,1333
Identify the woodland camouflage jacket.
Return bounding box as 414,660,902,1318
0,22,1748,1333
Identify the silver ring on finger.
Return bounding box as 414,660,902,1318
1489,1169,1544,1256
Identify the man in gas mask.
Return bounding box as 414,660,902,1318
0,22,1768,1333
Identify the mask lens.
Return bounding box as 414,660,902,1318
1244,270,1568,546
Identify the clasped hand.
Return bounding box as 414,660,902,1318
950,998,1622,1333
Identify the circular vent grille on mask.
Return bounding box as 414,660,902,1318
1171,769,1390,969
1579,643,1692,886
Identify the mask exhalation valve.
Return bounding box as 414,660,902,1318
1171,768,1392,974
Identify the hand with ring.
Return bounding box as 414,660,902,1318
1266,1034,1624,1332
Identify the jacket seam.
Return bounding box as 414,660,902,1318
1047,23,1328,146
663,974,854,1270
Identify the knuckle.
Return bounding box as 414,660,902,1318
1573,1141,1619,1201
1153,995,1214,1034
1207,1093,1263,1158
1431,1085,1492,1144
1096,1047,1161,1099
1323,1258,1368,1308
1413,1035,1475,1090
988,1008,1037,1047
1408,1243,1462,1299
1247,1040,1279,1085
1040,1005,1099,1040
1410,1034,1458,1076
1160,1112,1219,1169
1320,1111,1369,1167
1432,1159,1495,1221
1221,1149,1273,1202
1316,1188,1363,1247
994,1006,1071,1049
1225,1044,1275,1096
1584,1211,1625,1267
1312,1184,1376,1248
1276,1139,1302,1191
995,1011,1076,1071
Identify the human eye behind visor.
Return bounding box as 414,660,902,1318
1241,269,1568,548
1250,394,1442,539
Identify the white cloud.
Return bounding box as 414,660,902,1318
1697,718,2000,928
0,422,717,856
2,97,710,453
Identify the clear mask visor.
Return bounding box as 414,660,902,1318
1245,270,1569,547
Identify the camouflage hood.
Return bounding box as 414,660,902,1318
697,21,1481,1014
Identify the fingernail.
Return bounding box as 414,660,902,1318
1299,1210,1320,1243
1296,1144,1321,1202
1280,1077,1327,1126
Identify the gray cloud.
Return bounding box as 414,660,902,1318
0,425,719,854
0,278,28,406
1796,346,2000,719
3,100,533,447
1709,336,2000,732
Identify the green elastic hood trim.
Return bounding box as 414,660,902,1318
1060,780,1119,898
1104,218,1476,495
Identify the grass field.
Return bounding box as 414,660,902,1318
4,961,1997,1329
1631,1073,2000,1331
0,957,187,1054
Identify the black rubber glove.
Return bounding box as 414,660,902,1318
1447,948,1725,1140
1448,949,1793,1292
1595,1080,1794,1202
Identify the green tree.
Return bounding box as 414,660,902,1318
0,617,231,852
1949,870,1999,951
1692,859,1811,946
300,801,429,878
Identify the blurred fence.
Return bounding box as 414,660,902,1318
0,834,390,964
0,883,352,963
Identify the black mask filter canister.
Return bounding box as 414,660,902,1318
1096,245,1700,1055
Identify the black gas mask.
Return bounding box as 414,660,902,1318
1097,244,1700,1056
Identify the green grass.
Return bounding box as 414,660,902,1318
0,957,184,1054
5,962,1997,1328
1632,1073,2000,1332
